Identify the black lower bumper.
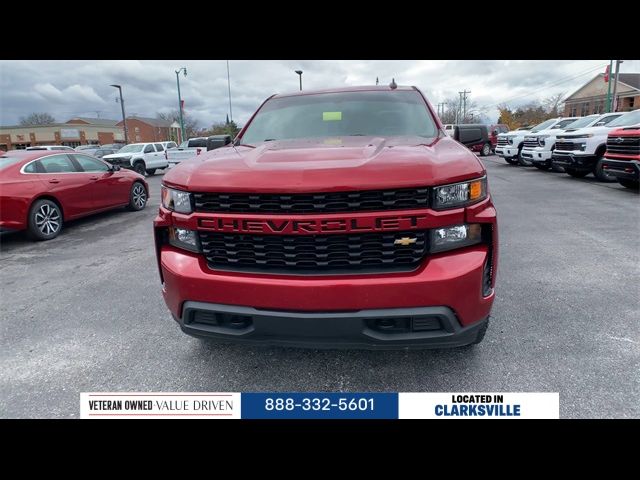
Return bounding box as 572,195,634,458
104,158,133,169
0,226,20,235
175,301,488,349
601,158,640,181
552,152,597,171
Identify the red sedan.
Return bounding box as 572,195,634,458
0,150,149,240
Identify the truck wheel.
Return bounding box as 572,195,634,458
594,158,617,182
133,161,146,176
618,179,639,190
565,168,590,178
480,143,491,156
146,168,157,176
128,182,147,211
27,199,63,241
505,157,519,165
534,163,550,171
517,146,532,166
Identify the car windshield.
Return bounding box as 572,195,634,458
117,144,144,153
240,90,439,144
565,116,598,129
607,109,640,127
531,119,557,132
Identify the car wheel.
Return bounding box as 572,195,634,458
133,161,146,176
505,157,519,165
146,168,157,176
28,199,63,241
128,182,147,211
534,163,550,171
594,158,617,182
618,179,639,190
480,143,491,157
565,168,590,178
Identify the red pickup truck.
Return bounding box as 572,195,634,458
602,125,640,190
154,85,498,349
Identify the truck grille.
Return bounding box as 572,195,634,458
496,137,509,146
193,187,430,214
523,138,539,149
199,230,428,274
606,136,640,155
555,140,575,152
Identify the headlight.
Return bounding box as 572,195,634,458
168,227,200,253
571,134,594,139
538,135,550,146
508,138,514,145
161,186,193,213
430,224,482,253
432,177,487,209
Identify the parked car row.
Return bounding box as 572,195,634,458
494,110,640,189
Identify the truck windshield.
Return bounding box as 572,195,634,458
607,109,640,127
565,116,598,129
117,144,144,153
531,119,557,132
240,90,438,144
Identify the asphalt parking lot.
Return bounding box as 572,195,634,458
1,156,638,419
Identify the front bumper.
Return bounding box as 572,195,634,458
176,302,489,349
601,158,640,181
522,148,552,164
103,157,133,169
551,152,597,171
495,146,518,158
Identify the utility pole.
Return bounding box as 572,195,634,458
226,60,233,122
376,77,379,85
461,90,471,122
611,60,623,112
458,92,463,124
110,84,128,144
605,60,614,112
175,67,187,143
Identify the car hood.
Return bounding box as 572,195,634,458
162,136,485,192
103,153,133,159
556,125,614,138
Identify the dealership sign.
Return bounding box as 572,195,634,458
60,128,80,139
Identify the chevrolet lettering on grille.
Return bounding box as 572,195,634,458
197,215,429,234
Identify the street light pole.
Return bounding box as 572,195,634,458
611,60,623,112
110,84,128,144
295,70,303,91
175,67,187,143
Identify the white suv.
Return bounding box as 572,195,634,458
102,142,169,176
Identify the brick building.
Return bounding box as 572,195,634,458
564,73,639,117
0,117,124,150
118,116,182,144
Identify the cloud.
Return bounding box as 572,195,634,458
1,59,638,127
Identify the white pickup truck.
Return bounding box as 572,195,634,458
523,113,623,172
165,135,233,166
552,109,640,181
495,119,571,166
102,142,169,176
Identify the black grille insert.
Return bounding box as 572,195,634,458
193,187,430,214
606,136,640,155
199,230,429,274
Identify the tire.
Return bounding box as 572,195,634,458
517,146,532,166
565,168,590,178
480,143,491,157
534,163,550,171
594,158,617,182
27,199,63,241
128,182,147,211
133,161,146,176
618,179,639,190
505,157,519,165
146,168,157,176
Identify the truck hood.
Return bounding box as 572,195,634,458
525,128,566,138
501,129,531,138
162,136,485,192
102,153,133,159
556,125,614,138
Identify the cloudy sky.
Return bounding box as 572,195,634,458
1,60,638,128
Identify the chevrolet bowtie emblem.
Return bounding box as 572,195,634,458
394,237,417,246
616,137,624,144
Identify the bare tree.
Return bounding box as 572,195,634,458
19,112,56,125
438,96,480,124
543,93,565,116
157,110,200,138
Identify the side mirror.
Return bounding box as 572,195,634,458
109,164,121,172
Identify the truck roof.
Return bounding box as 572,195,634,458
273,85,417,99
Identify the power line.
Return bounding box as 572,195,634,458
480,63,608,111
